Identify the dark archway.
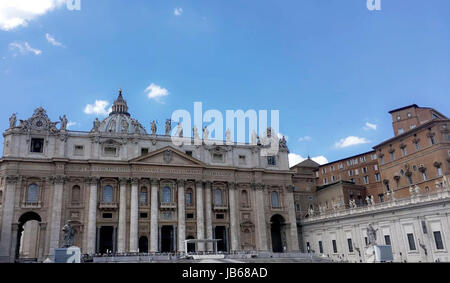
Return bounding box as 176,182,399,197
186,236,196,253
15,212,42,262
215,226,228,252
161,226,174,253
139,236,148,253
270,214,286,253
99,226,114,254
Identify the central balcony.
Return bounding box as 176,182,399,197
98,202,118,210
160,202,176,210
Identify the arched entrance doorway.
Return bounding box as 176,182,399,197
15,212,42,262
139,236,148,253
161,226,174,252
214,226,228,252
186,236,196,253
270,214,287,253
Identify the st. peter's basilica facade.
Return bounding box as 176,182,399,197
0,90,298,262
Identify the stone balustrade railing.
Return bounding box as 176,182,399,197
301,188,450,223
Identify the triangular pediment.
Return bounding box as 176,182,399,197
130,146,205,167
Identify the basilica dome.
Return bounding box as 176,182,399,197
97,90,147,135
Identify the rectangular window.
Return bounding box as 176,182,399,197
323,178,328,185
437,167,443,176
355,169,359,175
398,128,404,135
433,231,444,250
185,150,193,156
104,147,117,156
306,242,311,253
141,148,149,155
360,156,366,162
139,213,148,219
74,145,84,156
380,156,385,165
322,168,327,174
332,176,336,182
375,173,381,182
422,172,427,181
267,156,276,166
216,214,225,219
330,166,334,172
318,241,323,254
371,154,377,160
102,213,113,219
445,133,450,141
410,124,416,129
213,153,224,162
239,155,246,165
384,235,391,246
374,164,378,171
332,240,338,253
338,163,343,170
363,176,369,184
379,194,384,203
30,138,44,153
407,233,416,250
348,170,354,177
430,136,435,145
347,239,353,253
186,213,194,219
415,142,420,151
362,167,368,174
390,152,395,161
364,237,368,246
401,147,407,156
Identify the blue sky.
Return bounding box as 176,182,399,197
0,0,449,166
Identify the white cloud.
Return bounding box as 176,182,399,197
67,121,77,129
84,100,111,116
0,0,66,31
289,153,329,167
9,41,42,55
334,136,370,149
145,83,169,102
174,7,183,16
298,136,312,142
364,122,377,131
46,33,64,47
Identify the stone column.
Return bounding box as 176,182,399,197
177,180,186,253
129,178,139,252
196,181,205,251
286,186,300,251
228,182,239,252
150,179,159,252
0,176,19,263
205,181,213,251
86,177,99,255
254,184,268,251
49,176,66,255
117,178,128,253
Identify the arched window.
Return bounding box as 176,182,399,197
103,185,113,203
271,191,279,208
162,187,172,203
140,187,148,205
71,185,81,202
186,189,193,206
27,184,39,203
241,190,249,207
214,189,223,205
